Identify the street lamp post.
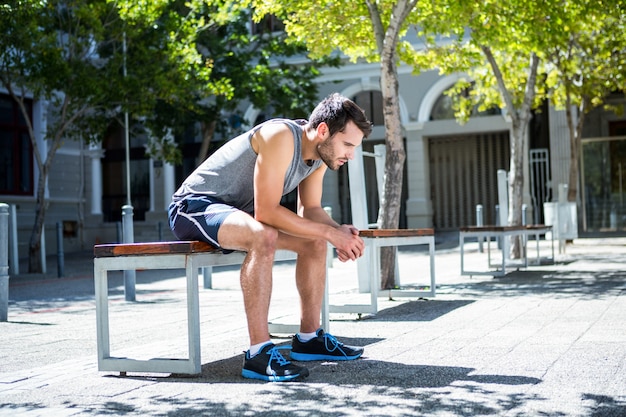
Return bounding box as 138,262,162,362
122,31,136,301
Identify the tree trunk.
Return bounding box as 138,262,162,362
379,48,405,290
379,145,405,289
481,47,538,259
508,122,526,258
565,99,586,203
28,165,48,273
27,126,63,273
196,120,217,165
364,0,416,290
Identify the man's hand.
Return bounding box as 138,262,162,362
332,225,365,262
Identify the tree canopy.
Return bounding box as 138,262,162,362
251,0,626,273
541,0,626,201
410,0,625,220
0,0,333,272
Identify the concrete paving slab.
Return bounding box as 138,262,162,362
1,236,625,416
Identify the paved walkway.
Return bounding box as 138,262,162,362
1,235,625,416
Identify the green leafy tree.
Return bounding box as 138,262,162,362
408,0,548,257
1,0,227,272
175,6,340,165
413,0,625,243
0,0,330,273
251,0,541,278
543,0,626,202
251,0,625,272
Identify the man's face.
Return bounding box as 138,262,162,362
317,121,364,171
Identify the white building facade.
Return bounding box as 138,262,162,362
2,61,625,267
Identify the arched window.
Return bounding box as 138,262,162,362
430,93,456,120
430,87,501,121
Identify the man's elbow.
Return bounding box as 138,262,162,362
254,207,281,226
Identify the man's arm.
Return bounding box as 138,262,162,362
297,165,336,225
252,123,335,240
298,168,363,262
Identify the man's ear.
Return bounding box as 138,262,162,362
316,122,329,139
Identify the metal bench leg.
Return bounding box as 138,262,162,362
94,258,111,370
186,256,202,374
370,243,379,312
94,254,201,375
322,273,330,332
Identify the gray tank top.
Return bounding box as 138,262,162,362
172,118,323,214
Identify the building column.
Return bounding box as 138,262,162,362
149,158,156,213
404,123,433,228
548,106,573,199
163,162,175,211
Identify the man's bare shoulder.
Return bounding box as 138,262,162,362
252,121,296,153
257,120,295,138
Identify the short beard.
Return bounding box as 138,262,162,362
317,142,339,170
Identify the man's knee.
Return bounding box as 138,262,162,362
298,237,327,259
250,225,279,253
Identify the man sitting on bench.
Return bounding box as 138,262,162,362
168,93,372,382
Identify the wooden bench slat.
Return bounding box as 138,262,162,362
359,228,434,238
94,230,439,258
524,224,552,230
94,241,219,258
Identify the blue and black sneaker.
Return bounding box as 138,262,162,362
290,329,364,361
242,343,309,382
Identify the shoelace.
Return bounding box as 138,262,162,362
322,332,348,357
267,345,291,366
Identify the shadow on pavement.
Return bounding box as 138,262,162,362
441,269,626,300
366,299,474,322
4,391,625,417
86,361,625,417
108,354,541,387
91,355,547,417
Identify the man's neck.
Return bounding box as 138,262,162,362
301,124,319,162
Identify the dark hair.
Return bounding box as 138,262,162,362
309,93,372,138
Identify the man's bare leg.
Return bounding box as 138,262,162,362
218,213,310,381
217,212,278,345
277,233,364,361
288,234,365,361
277,234,328,333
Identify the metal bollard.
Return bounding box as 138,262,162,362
116,221,122,243
1,203,10,321
56,222,64,278
495,205,499,226
522,204,528,226
40,227,47,275
9,204,18,275
476,204,484,252
122,205,136,301
495,205,501,249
